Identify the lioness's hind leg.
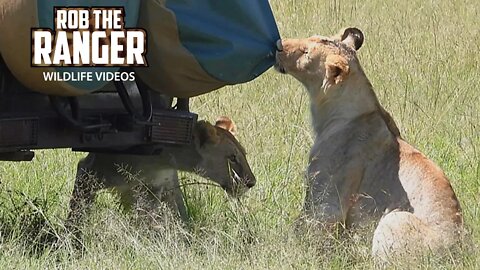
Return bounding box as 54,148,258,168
161,169,188,222
372,211,429,265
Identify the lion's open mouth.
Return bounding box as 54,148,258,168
231,168,242,184
225,168,250,197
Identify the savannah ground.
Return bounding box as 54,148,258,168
0,0,479,269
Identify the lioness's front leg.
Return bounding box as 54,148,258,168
303,160,364,228
66,154,105,232
133,166,188,222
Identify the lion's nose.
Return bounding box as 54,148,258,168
276,39,283,52
246,177,256,188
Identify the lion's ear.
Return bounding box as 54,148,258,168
339,27,364,50
215,116,237,136
194,121,220,147
323,54,349,88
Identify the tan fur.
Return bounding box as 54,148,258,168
275,28,463,264
67,118,256,227
324,54,349,86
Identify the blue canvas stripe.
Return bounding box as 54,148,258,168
166,0,280,84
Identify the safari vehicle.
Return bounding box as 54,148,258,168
0,0,279,161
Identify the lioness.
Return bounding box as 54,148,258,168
67,117,256,226
275,28,463,263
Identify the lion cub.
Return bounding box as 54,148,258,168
275,28,463,263
68,117,256,226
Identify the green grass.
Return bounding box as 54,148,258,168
1,0,479,268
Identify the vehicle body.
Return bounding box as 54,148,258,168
0,0,279,160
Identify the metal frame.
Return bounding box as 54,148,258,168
0,56,196,161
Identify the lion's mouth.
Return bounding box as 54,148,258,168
224,168,251,197
274,63,286,74
274,53,287,74
231,168,242,184
274,39,287,74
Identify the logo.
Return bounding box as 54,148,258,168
31,7,148,67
